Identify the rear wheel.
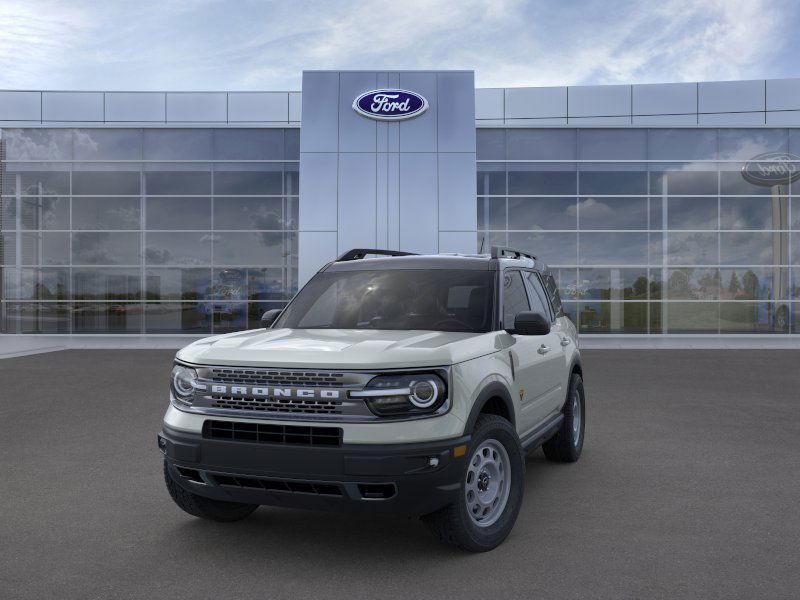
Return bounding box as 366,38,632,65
163,461,258,522
422,414,524,552
542,372,585,463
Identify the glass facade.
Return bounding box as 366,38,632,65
0,128,299,334
478,128,800,335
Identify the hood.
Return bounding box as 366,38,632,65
176,328,503,369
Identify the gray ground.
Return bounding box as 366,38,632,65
1,349,799,600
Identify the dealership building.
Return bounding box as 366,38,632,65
1,70,799,342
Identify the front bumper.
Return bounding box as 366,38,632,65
159,424,470,516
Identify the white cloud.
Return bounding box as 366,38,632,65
0,0,794,90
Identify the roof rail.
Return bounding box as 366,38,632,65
490,246,537,261
336,248,417,262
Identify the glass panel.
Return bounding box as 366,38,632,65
578,129,646,160
145,232,212,265
476,165,506,195
508,168,576,195
718,129,788,160
507,197,576,230
666,268,720,300
579,171,647,195
143,130,213,160
792,268,800,299
794,232,800,265
144,303,212,333
577,302,648,333
284,163,299,196
72,197,140,230
13,268,70,300
507,129,575,160
650,169,717,196
1,198,17,228
1,232,15,264
145,268,212,300
664,302,719,333
212,302,247,332
3,302,70,333
666,232,718,264
73,129,141,160
3,129,73,160
72,303,142,333
476,129,505,160
649,269,663,300
20,197,69,230
650,302,662,333
72,232,140,265
213,232,294,266
213,129,283,160
561,301,578,325
145,197,211,230
719,267,787,301
720,232,777,265
792,198,800,230
720,197,787,230
507,232,577,265
11,170,70,195
667,197,718,230
72,171,141,195
284,129,300,159
578,197,646,230
144,171,210,195
648,130,718,161
213,168,283,195
720,168,777,195
72,268,141,300
649,197,663,230
649,232,664,265
719,302,779,333
578,233,649,265
577,268,649,300
19,232,70,265
213,197,284,229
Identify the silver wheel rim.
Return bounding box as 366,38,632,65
464,439,511,528
572,391,582,447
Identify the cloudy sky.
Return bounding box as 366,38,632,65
1,0,798,90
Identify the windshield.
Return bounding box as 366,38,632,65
274,269,496,333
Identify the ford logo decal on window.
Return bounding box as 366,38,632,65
741,152,800,187
352,89,428,121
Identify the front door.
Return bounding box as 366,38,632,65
501,270,563,436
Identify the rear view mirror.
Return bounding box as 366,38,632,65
510,311,550,336
260,309,282,328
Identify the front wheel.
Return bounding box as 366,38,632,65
422,414,525,552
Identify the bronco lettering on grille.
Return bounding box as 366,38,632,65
210,384,341,400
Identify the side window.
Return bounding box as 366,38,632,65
544,273,564,317
502,271,530,328
522,272,551,321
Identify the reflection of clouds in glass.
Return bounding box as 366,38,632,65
72,131,100,158
720,232,776,265
667,232,717,264
5,130,71,160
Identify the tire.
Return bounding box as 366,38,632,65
422,414,525,552
542,372,585,463
163,461,258,522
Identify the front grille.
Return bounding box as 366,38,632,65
209,368,347,387
203,420,342,447
210,395,342,415
210,474,343,496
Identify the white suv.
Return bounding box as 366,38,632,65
159,246,585,551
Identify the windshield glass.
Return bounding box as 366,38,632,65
274,269,495,333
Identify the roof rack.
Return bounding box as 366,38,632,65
336,248,417,262
490,246,537,261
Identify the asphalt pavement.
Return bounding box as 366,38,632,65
1,349,799,599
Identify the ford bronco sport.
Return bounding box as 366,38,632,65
159,246,585,551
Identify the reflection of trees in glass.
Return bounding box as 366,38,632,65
668,268,719,300
727,271,741,296
742,270,759,300
631,276,648,300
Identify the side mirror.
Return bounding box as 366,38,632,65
260,309,282,329
510,311,550,336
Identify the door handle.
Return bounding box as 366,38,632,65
560,336,570,347
537,344,550,355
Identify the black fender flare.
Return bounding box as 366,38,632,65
463,381,516,434
560,354,584,411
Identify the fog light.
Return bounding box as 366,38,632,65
428,457,439,468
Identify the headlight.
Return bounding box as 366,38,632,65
351,372,447,417
171,364,198,405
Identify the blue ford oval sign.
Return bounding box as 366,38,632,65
352,89,428,121
742,152,800,186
